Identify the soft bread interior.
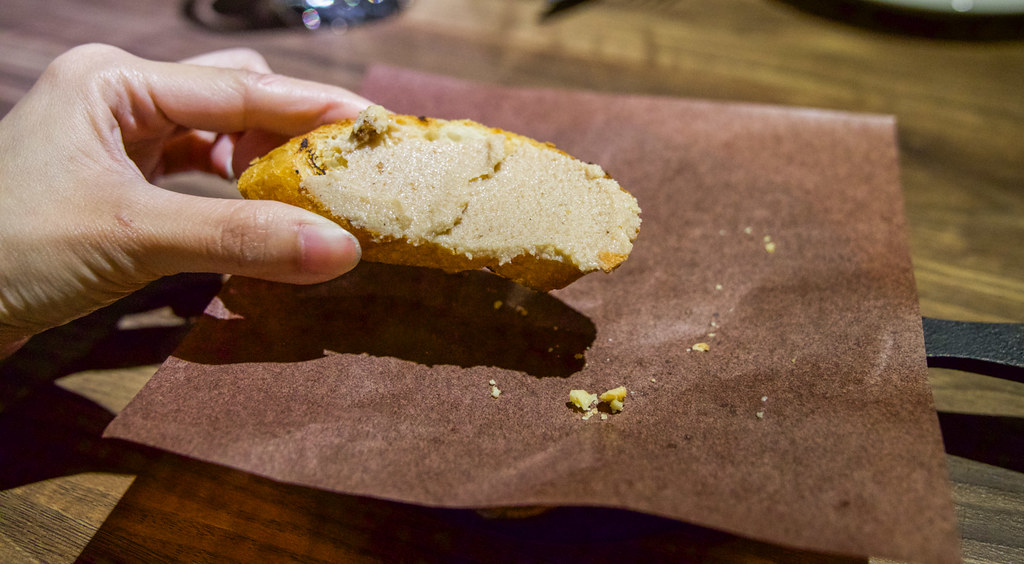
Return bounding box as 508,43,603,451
239,106,641,291
302,109,640,274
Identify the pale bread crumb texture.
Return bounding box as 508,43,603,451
352,103,390,141
238,105,641,291
569,389,598,411
598,386,627,403
570,386,628,418
598,386,627,413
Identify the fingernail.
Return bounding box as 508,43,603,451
299,221,361,276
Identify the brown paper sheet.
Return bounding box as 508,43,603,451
104,66,960,562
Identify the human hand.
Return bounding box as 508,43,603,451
0,44,367,357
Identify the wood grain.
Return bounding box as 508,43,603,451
1,0,1021,562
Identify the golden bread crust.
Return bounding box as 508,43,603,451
237,107,640,291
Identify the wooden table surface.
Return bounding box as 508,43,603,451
1,0,1022,562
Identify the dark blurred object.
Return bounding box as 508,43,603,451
775,0,1024,40
0,273,223,387
924,317,1024,383
184,0,409,32
540,0,597,21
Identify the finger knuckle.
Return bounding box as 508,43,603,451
44,43,129,83
243,70,286,98
218,205,276,267
224,47,271,71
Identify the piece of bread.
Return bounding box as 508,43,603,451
237,105,641,291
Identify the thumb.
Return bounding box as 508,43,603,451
136,190,361,284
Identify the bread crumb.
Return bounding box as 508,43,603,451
570,386,628,418
569,389,598,411
765,241,776,254
493,300,503,310
715,283,723,291
691,342,710,352
599,387,627,413
756,411,765,419
515,305,528,316
744,226,753,235
650,377,656,383
761,396,768,402
599,386,627,404
574,353,584,360
351,104,391,144
491,385,502,398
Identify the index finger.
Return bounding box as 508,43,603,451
117,46,373,137
179,47,274,73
